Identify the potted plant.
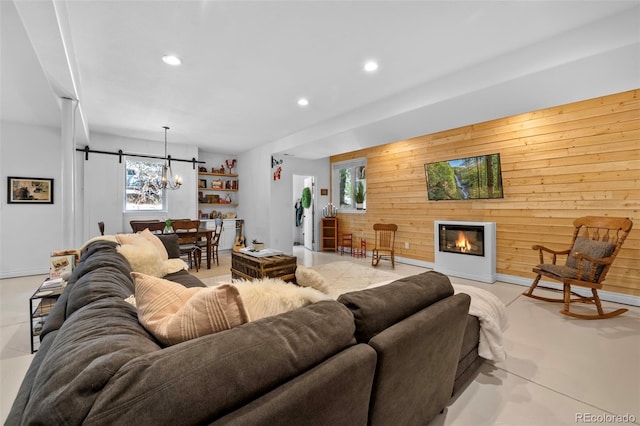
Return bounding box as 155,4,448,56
164,219,173,233
252,239,265,251
355,181,365,210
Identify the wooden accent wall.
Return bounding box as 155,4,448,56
332,89,640,297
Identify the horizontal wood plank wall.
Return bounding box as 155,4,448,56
332,89,640,297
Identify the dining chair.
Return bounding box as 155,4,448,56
199,221,223,267
130,220,164,234
171,219,202,271
523,216,633,319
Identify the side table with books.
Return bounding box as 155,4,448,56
30,278,65,353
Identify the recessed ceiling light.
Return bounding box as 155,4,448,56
297,98,309,107
162,55,182,66
364,60,379,73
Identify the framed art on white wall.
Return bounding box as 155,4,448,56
7,176,54,204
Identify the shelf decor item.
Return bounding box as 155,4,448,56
252,240,265,251
7,176,54,204
226,159,237,174
322,203,337,218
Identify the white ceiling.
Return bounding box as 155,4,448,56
2,1,639,158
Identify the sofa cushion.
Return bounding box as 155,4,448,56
337,271,454,342
133,273,250,346
65,241,135,318
157,234,180,259
164,269,206,288
83,301,357,425
20,297,161,425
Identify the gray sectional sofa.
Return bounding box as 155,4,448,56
8,237,482,425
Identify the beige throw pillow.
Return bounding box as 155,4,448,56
140,228,169,260
133,272,250,346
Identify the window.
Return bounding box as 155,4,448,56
125,157,165,211
332,158,366,212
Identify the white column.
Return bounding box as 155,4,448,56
60,97,76,248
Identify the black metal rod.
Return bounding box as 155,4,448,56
76,146,205,169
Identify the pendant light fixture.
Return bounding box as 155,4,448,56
161,126,182,190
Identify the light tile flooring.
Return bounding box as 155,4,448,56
1,247,639,425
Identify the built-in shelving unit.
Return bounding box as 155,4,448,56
198,172,239,209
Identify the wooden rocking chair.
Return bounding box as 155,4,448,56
523,216,632,319
372,223,397,268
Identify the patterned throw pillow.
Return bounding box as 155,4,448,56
133,272,249,346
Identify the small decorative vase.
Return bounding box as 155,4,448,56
164,225,173,234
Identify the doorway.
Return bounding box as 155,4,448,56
293,175,315,251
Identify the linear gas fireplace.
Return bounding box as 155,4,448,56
434,220,497,283
439,224,485,257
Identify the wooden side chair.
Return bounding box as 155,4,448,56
523,216,633,319
372,223,398,268
172,219,202,271
199,221,223,267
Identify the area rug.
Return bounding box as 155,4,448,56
311,261,403,298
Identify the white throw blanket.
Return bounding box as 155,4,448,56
453,284,508,362
365,280,509,362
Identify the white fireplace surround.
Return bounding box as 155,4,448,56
434,220,497,283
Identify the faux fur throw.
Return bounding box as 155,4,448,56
295,266,330,294
81,234,187,277
230,278,332,321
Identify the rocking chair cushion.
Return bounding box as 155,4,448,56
537,264,580,280
566,237,616,280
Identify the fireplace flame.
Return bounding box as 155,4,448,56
455,231,471,253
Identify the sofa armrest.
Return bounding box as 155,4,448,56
368,293,471,425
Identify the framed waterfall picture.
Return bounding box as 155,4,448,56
7,176,54,204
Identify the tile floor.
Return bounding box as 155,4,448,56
1,247,639,425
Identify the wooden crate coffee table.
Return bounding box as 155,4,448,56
231,251,297,283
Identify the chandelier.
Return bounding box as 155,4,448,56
161,126,182,190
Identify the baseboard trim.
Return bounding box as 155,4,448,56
1,267,49,280
498,273,640,307
393,257,639,307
